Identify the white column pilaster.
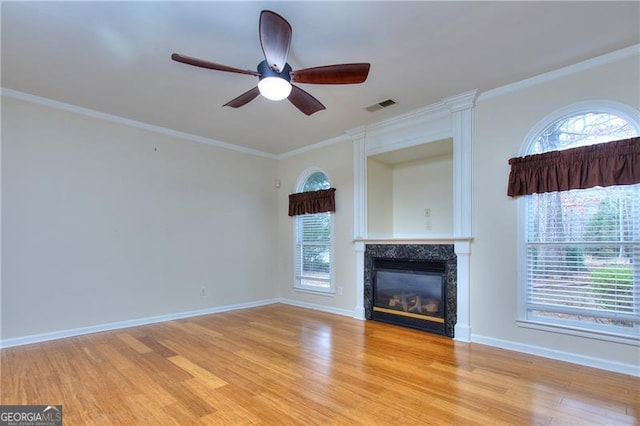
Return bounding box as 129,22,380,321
443,90,476,342
443,90,477,238
354,241,366,319
348,127,367,240
348,127,367,320
454,241,471,341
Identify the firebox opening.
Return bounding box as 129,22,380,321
372,258,448,335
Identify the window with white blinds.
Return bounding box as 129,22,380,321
521,111,639,341
526,186,639,331
294,171,333,292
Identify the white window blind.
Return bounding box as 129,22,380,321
526,185,639,330
295,212,331,291
294,170,333,292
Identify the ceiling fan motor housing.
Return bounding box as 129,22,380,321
258,60,292,82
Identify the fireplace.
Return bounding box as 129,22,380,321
364,244,456,337
373,258,447,335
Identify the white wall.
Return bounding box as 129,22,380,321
3,49,638,374
472,53,640,368
1,96,278,339
392,154,453,235
366,157,393,235
277,141,356,315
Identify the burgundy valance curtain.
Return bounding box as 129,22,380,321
507,137,640,197
288,188,336,216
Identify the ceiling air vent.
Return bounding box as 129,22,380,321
365,99,396,112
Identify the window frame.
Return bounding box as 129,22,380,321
516,100,640,345
293,168,335,295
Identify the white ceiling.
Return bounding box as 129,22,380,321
2,1,639,156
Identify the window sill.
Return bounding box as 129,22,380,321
293,287,335,297
517,319,639,346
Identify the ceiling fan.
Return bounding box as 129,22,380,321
171,10,370,116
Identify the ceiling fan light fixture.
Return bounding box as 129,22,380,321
171,12,369,114
258,77,292,101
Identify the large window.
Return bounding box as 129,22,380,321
294,171,333,293
520,110,639,342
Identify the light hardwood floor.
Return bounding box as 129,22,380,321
1,304,638,425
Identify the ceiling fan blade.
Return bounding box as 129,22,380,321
259,10,292,73
288,85,325,116
171,53,259,77
223,86,261,108
290,63,371,84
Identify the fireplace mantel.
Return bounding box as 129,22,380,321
354,236,473,245
348,91,476,342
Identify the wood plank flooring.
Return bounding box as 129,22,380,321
1,304,638,425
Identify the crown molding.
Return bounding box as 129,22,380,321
276,133,352,160
477,44,640,103
344,90,479,157
357,100,451,136
1,88,277,159
442,90,478,113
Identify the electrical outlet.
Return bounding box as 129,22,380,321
200,287,206,297
426,221,432,230
337,286,344,295
424,208,431,218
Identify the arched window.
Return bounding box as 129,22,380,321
294,170,333,293
519,107,639,342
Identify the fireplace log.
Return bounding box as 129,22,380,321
388,296,401,307
385,293,434,314
389,293,423,312
408,296,422,313
424,300,440,313
388,293,409,311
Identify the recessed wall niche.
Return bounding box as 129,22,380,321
351,90,475,340
367,138,453,237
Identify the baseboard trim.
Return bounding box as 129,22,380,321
454,324,471,343
471,334,639,377
277,298,356,318
4,302,636,377
0,299,279,349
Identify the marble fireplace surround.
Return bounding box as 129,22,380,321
364,243,457,337
355,238,471,341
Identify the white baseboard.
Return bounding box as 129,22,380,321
3,301,636,378
454,324,471,343
277,298,356,318
471,334,639,377
0,298,279,349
